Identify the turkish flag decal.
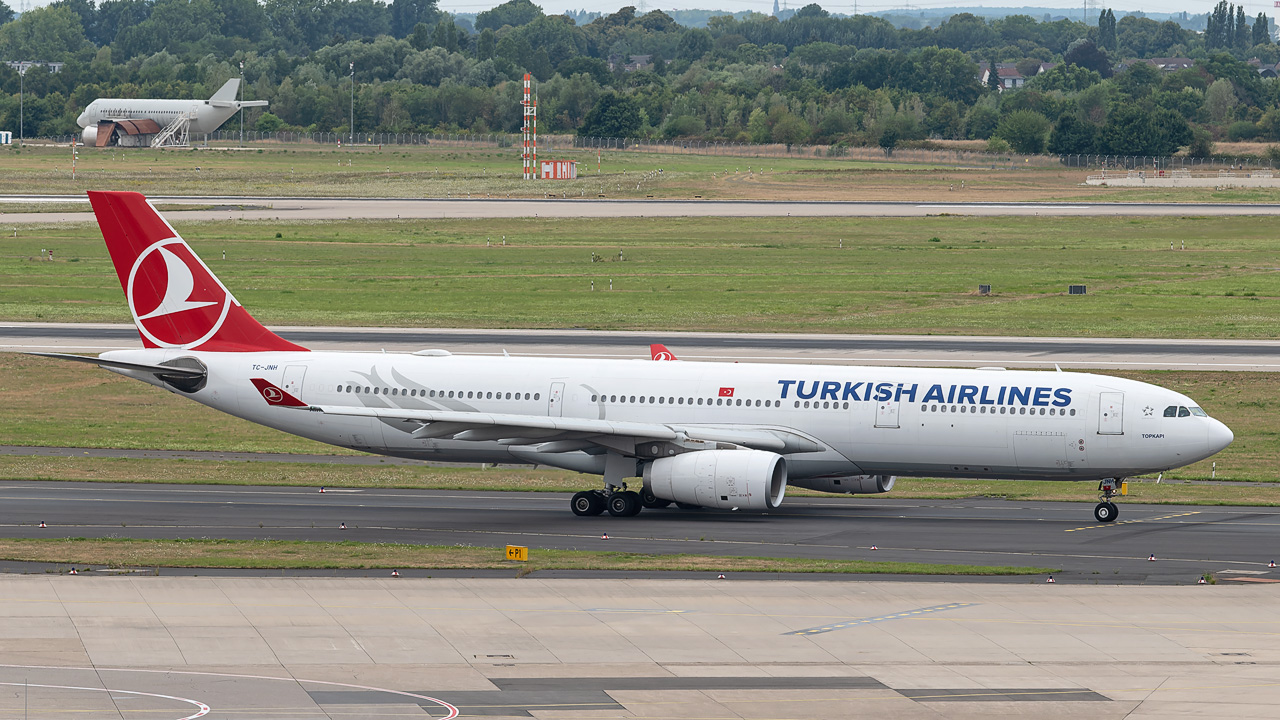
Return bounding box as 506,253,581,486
719,387,734,397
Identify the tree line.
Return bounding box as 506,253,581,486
1,0,1279,158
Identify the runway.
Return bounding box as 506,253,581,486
7,322,1280,370
4,195,1280,222
3,481,1276,585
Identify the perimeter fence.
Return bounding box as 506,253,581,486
33,130,1280,172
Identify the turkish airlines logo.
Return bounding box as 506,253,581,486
261,386,284,403
126,238,233,349
653,350,675,361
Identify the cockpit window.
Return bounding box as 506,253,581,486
1178,406,1191,417
1163,406,1178,417
1189,406,1208,417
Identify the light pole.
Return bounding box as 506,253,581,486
349,62,354,146
18,64,24,146
238,61,244,147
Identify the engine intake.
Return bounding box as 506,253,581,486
644,449,787,511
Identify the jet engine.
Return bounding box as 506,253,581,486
81,125,97,145
793,474,896,495
644,449,787,511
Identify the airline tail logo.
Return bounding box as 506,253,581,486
650,343,677,361
89,191,308,353
251,378,307,407
128,238,232,348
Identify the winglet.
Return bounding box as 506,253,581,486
250,378,307,407
650,344,678,361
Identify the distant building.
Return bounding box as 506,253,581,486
607,53,654,72
978,62,1025,91
5,61,64,74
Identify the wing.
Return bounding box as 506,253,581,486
251,379,825,455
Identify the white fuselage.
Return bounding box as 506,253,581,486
101,348,1233,491
77,99,238,135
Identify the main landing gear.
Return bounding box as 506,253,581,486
570,484,677,517
1094,479,1122,523
571,488,642,517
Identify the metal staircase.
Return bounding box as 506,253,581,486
150,113,192,148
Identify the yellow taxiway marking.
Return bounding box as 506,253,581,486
1066,511,1201,532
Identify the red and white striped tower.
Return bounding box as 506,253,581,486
521,73,537,180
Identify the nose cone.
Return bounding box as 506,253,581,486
1207,419,1234,455
76,111,88,127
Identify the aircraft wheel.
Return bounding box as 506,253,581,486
640,488,671,509
1094,502,1117,523
571,491,604,516
674,502,703,510
608,491,641,517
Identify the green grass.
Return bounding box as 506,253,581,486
0,537,1052,575
0,143,947,199
4,214,1280,337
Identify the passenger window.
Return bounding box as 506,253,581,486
697,398,703,405
1164,406,1178,417
534,393,540,400
794,401,799,408
1070,409,1076,416
1178,406,1190,417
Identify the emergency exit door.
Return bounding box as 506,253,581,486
283,365,307,400
548,382,565,417
874,400,900,428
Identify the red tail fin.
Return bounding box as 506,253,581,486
88,191,306,352
650,343,677,361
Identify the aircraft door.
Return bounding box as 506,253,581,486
282,365,307,400
548,382,565,417
874,399,900,428
1098,392,1124,435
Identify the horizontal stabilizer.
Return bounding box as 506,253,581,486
27,351,204,377
210,100,269,109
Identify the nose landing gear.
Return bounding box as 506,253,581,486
1094,479,1122,523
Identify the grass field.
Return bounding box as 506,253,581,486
6,142,1280,202
2,354,1274,486
4,214,1280,337
0,538,1052,574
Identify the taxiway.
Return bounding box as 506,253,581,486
6,195,1280,223
7,323,1280,370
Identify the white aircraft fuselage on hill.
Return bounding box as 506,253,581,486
76,79,267,144
34,192,1234,523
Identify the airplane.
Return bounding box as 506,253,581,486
650,344,677,361
32,192,1234,523
77,79,268,147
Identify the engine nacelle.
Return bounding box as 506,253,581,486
81,126,97,145
793,474,896,495
644,449,787,511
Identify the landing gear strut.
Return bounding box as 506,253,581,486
1094,479,1122,523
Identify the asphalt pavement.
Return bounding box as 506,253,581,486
2,481,1276,585
7,323,1280,370
6,196,1280,223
